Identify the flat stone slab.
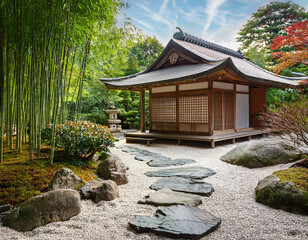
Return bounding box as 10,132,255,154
145,166,216,179
119,146,196,167
148,158,196,167
138,188,202,206
129,205,221,239
150,177,214,196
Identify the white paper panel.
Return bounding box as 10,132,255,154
213,81,234,90
152,86,176,93
236,94,249,129
236,84,249,92
179,82,208,91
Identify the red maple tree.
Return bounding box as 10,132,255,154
271,20,308,78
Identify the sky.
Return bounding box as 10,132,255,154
123,0,308,50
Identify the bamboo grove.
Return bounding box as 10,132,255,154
0,0,127,163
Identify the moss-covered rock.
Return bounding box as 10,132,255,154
220,138,304,168
3,189,81,231
49,168,85,191
255,168,308,215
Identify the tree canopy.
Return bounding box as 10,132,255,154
271,20,308,75
237,1,307,52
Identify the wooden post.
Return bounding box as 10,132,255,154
140,89,145,132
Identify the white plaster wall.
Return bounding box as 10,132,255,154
236,94,249,129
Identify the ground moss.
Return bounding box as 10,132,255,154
0,141,98,207
274,168,308,191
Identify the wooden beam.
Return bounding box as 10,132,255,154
149,88,152,132
140,89,146,132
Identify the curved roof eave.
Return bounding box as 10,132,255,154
101,57,299,89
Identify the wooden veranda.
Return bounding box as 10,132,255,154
125,129,270,148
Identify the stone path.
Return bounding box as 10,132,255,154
150,177,214,196
145,166,216,179
120,145,220,238
138,188,202,206
129,205,221,239
118,146,196,167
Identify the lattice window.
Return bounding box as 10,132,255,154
213,92,222,131
151,97,176,122
224,92,234,130
179,94,208,123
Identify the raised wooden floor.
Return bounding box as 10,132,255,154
124,129,269,148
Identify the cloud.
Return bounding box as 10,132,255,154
159,0,169,15
202,0,227,34
134,18,155,32
135,3,173,28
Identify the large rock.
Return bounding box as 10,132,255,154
49,168,84,190
145,166,216,179
220,138,304,168
79,180,119,203
255,175,308,215
139,188,202,206
110,172,129,185
2,189,81,232
150,177,214,196
97,156,128,185
97,156,123,179
129,205,221,239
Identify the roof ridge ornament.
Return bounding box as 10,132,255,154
173,28,247,60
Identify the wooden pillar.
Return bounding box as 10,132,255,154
140,89,145,132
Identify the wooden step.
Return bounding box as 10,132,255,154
125,137,157,146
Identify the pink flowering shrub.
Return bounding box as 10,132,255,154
42,121,115,160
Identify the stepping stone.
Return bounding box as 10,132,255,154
120,146,196,167
129,205,221,239
148,158,196,167
138,188,202,206
135,154,171,162
150,177,214,196
145,166,216,179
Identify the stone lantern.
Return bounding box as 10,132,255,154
105,102,122,132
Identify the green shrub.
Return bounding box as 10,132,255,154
42,121,115,160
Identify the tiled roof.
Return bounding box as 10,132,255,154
100,31,308,88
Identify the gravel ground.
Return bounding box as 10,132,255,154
0,139,307,240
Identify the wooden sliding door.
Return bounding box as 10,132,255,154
213,91,234,132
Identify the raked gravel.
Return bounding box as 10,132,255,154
0,139,307,240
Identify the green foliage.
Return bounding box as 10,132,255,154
81,36,162,130
245,47,269,69
237,1,308,52
124,36,164,75
42,121,115,160
266,88,301,109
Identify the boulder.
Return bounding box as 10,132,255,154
145,166,216,179
97,156,123,179
290,158,308,168
220,138,304,168
139,188,202,206
79,180,119,203
2,189,81,232
49,168,84,190
255,175,308,215
129,205,221,239
150,177,214,196
110,172,129,185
